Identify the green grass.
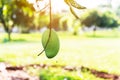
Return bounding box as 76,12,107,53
0,30,120,79
60,38,120,74
0,33,42,43
84,29,120,38
39,68,105,80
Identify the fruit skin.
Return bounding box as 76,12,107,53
42,29,60,58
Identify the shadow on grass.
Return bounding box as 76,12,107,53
1,38,28,43
86,35,120,38
12,39,27,42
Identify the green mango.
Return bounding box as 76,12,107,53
42,29,60,58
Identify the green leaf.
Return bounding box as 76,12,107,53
69,0,86,9
42,29,60,58
64,0,86,19
70,6,79,19
64,0,70,5
64,0,86,9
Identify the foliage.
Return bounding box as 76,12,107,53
59,14,82,35
34,13,62,31
64,0,86,9
50,14,62,30
64,0,86,19
81,9,100,27
72,19,81,35
39,69,82,80
98,10,120,28
81,9,120,28
33,13,49,30
0,0,15,41
116,6,120,17
0,0,34,40
12,0,34,33
39,67,105,80
59,14,74,31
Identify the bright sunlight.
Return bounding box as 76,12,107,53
27,0,119,12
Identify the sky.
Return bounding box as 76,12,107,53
28,0,120,12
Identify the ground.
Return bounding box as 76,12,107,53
0,62,39,80
0,62,120,80
1,31,120,80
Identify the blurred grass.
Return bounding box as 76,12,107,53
0,30,120,79
39,68,105,80
84,29,120,38
0,33,42,43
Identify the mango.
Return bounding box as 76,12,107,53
42,29,60,58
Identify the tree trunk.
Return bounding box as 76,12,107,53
8,31,11,41
1,18,12,41
93,26,96,37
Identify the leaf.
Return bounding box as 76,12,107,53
70,6,79,19
69,0,86,9
64,0,86,9
64,0,86,19
42,29,60,58
64,0,70,5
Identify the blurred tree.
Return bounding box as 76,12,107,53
81,10,100,36
97,10,119,28
50,14,61,31
72,19,81,35
81,9,119,36
81,10,101,27
59,14,81,35
0,0,34,41
116,6,120,18
33,13,61,31
0,0,15,41
33,12,49,30
59,15,72,31
12,0,34,33
81,9,119,28
60,20,68,31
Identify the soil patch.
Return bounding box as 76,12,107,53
0,62,120,80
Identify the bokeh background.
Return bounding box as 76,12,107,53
0,0,120,80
